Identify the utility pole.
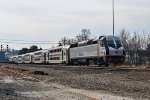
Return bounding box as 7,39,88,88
112,0,115,36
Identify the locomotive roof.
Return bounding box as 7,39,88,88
47,45,70,50
106,36,120,40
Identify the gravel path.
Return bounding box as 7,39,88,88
1,64,150,100
0,66,95,100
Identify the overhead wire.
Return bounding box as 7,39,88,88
0,38,58,44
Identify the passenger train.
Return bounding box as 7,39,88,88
9,36,125,66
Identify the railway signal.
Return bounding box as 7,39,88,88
6,45,9,51
1,45,3,51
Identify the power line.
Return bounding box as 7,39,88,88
0,38,58,44
0,41,58,44
0,38,56,42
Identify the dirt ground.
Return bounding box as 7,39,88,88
0,64,150,100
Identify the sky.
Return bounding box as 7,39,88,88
0,0,150,50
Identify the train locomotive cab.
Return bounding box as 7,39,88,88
104,36,125,64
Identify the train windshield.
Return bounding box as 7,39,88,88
106,39,115,48
106,36,122,48
115,38,122,48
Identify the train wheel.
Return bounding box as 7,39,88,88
86,59,89,66
98,57,105,67
74,60,78,66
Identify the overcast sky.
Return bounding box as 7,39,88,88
0,0,150,49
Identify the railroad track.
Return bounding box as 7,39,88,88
2,63,150,76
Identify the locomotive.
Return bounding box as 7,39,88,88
10,35,125,66
68,35,125,66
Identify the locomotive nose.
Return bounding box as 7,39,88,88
108,47,124,56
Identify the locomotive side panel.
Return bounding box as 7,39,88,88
70,44,103,59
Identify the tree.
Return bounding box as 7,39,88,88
76,29,91,42
18,45,42,55
39,47,42,50
118,29,130,64
81,29,91,40
18,48,28,55
146,44,150,64
58,29,91,46
28,45,39,52
60,37,69,46
76,34,82,42
118,29,149,65
118,29,130,50
58,41,62,46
